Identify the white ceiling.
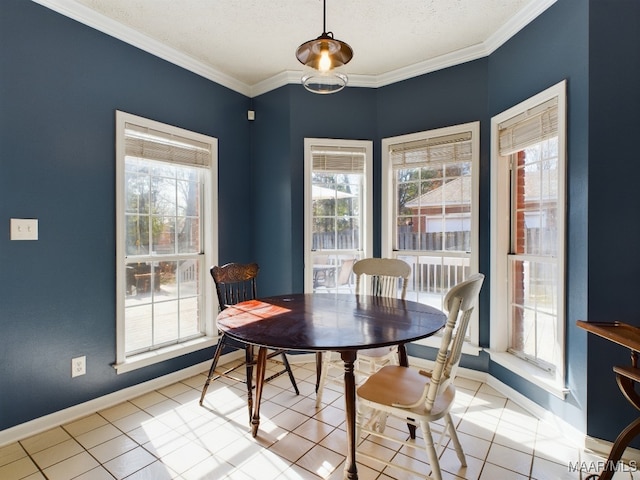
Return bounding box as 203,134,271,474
34,0,556,97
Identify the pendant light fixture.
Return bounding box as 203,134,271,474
295,0,353,94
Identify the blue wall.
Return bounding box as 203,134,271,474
0,0,252,430
586,0,640,445
3,0,640,449
251,85,378,296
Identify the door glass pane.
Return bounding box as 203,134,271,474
310,144,365,294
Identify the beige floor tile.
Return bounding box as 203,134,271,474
268,432,315,463
215,435,265,467
292,417,335,444
130,391,168,409
99,401,141,422
41,451,100,480
440,446,485,479
157,441,211,474
0,456,39,480
234,449,290,480
157,381,192,399
73,466,118,480
318,427,348,454
111,410,154,433
181,455,235,480
0,442,27,467
278,462,324,479
75,423,122,449
63,414,108,437
295,444,345,479
30,438,84,469
125,460,180,480
270,408,310,432
20,427,71,454
103,446,156,479
22,472,47,480
531,455,581,479
88,434,138,463
486,443,533,476
479,461,529,479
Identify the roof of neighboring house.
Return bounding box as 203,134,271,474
404,168,557,209
404,176,471,208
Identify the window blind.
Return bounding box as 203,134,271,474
389,131,472,167
125,122,211,168
312,145,366,173
498,98,558,156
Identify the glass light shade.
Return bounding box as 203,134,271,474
301,68,348,94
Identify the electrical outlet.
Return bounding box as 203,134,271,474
72,356,86,377
10,218,38,240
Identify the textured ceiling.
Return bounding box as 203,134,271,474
34,0,556,96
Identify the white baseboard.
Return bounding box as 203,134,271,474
584,435,640,465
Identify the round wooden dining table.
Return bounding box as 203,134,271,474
216,293,447,480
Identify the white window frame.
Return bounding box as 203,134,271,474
114,111,218,373
488,80,568,398
304,138,373,292
381,122,481,354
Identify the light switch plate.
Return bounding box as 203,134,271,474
11,218,38,240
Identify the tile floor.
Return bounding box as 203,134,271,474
0,360,635,480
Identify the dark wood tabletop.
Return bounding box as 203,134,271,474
216,293,447,480
216,293,447,351
576,320,640,353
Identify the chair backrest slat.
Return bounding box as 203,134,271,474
210,262,259,311
424,273,484,411
353,258,411,300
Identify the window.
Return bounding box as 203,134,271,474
115,111,218,372
489,80,567,396
382,123,480,347
304,139,373,293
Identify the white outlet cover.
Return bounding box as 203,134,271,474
72,356,86,377
11,218,38,240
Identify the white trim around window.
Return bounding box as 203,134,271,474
488,80,569,398
114,111,218,374
303,138,373,293
382,122,481,351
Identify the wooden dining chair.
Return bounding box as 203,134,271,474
199,262,299,419
355,273,484,480
315,257,411,407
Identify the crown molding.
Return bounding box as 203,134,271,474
484,0,557,54
32,0,556,98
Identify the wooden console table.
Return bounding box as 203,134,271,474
577,320,640,480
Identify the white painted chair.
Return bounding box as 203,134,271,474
354,273,484,480
315,258,411,408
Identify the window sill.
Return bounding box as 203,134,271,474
113,336,218,374
486,349,569,399
413,336,482,356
